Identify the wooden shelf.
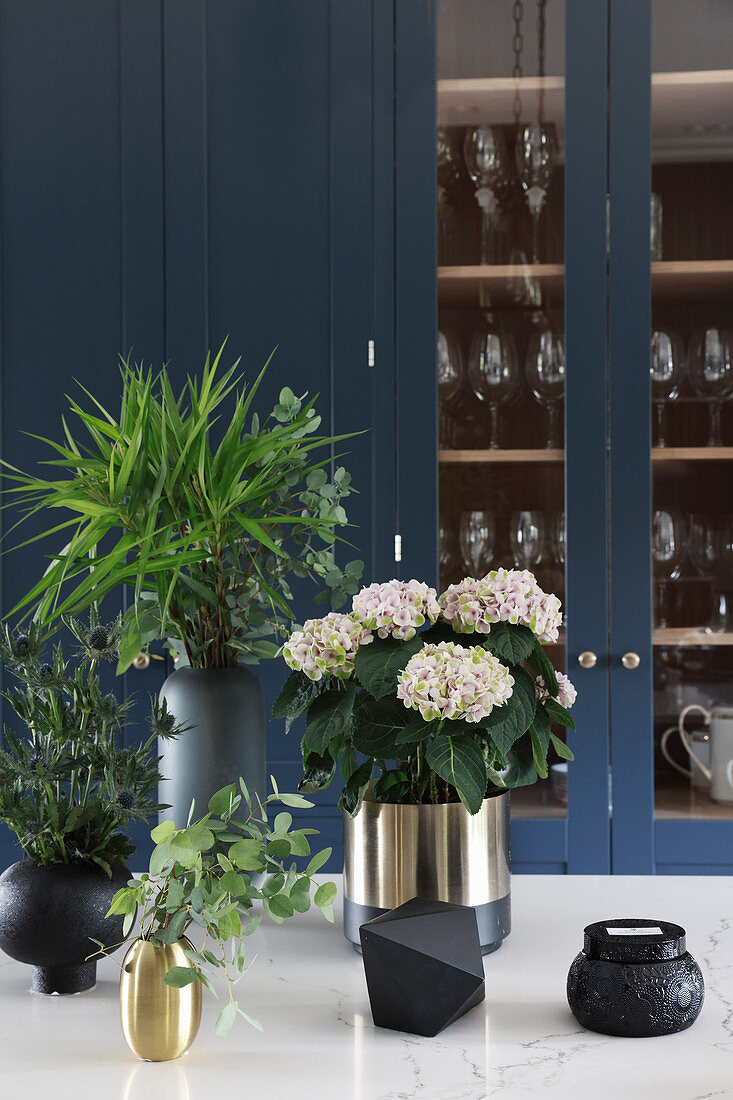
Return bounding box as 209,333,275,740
653,628,733,646
438,260,733,305
653,446,733,462
438,70,733,162
652,260,733,299
438,264,563,306
439,448,563,464
440,447,733,466
655,775,733,820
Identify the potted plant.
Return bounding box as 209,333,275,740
0,615,184,993
273,571,577,953
1,346,363,822
98,779,335,1060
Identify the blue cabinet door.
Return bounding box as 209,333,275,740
0,1,384,873
608,0,733,874
393,0,612,873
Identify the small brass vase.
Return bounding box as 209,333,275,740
120,936,201,1061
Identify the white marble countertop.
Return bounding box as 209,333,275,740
1,874,732,1099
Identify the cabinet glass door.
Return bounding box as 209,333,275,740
437,1,568,828
428,0,610,871
609,0,733,873
649,3,733,853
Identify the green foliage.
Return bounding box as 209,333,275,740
2,346,363,670
353,635,424,699
96,780,335,1039
0,613,184,871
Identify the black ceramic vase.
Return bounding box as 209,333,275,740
158,666,266,825
0,860,129,994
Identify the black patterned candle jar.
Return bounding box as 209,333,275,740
567,918,704,1037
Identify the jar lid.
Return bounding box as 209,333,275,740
583,918,687,962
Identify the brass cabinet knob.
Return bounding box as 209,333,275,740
133,652,150,671
621,652,641,670
578,651,597,669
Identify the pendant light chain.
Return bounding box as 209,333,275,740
512,0,524,126
537,0,547,124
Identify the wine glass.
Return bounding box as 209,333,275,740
525,314,565,448
688,328,733,447
650,329,681,448
459,511,495,576
437,129,460,265
437,329,464,448
467,316,519,448
550,510,566,624
464,126,507,264
652,509,684,628
515,122,555,264
510,511,545,572
689,513,728,633
439,515,458,584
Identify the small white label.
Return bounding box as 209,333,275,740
606,926,664,937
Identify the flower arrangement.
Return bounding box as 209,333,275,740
0,614,185,872
99,780,335,1037
273,570,576,815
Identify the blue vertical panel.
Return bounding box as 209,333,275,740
162,0,209,366
371,0,398,583
564,0,611,873
119,1,167,863
0,1,127,866
394,0,438,586
608,0,654,873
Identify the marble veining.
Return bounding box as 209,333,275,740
1,875,733,1098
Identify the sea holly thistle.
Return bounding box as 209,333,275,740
95,780,335,1038
0,615,183,872
273,571,578,815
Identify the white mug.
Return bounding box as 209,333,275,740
661,725,711,790
678,705,733,804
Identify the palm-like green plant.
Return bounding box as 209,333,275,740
3,346,363,671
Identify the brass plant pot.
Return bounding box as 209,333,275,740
343,790,511,954
120,936,202,1061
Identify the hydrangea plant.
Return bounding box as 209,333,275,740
273,571,577,815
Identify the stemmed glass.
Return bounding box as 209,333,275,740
437,129,460,265
515,122,555,264
510,511,545,572
652,509,684,629
689,514,728,633
525,314,565,448
459,511,495,576
688,328,733,447
468,315,519,448
650,329,681,448
437,329,464,448
464,126,507,264
439,515,458,584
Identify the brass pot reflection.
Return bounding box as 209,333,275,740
343,789,511,954
120,936,201,1061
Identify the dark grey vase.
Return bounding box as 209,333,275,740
158,666,266,825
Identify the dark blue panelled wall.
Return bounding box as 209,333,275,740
0,1,393,870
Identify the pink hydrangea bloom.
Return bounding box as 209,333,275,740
397,641,514,724
535,672,577,710
283,613,373,681
439,569,563,644
352,579,440,641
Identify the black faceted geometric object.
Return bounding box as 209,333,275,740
359,897,485,1036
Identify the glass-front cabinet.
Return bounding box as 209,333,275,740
395,0,733,872
612,0,733,873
